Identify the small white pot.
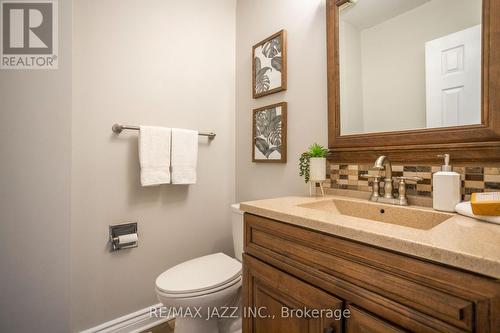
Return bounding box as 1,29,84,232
309,157,326,182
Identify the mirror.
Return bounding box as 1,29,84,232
339,0,483,135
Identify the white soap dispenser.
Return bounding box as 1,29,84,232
432,154,461,212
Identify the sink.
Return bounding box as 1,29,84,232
298,198,453,230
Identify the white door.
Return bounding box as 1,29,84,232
425,25,481,128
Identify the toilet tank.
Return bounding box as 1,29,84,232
231,204,244,261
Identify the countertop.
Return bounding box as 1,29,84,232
239,195,500,279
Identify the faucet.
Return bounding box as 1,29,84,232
373,155,394,199
360,155,422,206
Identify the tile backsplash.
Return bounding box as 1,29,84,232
325,162,500,201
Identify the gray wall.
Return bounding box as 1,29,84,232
71,0,236,330
1,0,326,330
0,0,73,332
236,0,328,201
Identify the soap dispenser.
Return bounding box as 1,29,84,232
433,154,461,212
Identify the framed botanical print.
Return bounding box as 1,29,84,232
252,30,287,98
252,102,287,163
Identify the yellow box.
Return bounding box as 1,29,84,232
471,192,500,216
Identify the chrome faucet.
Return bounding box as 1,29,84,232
360,155,422,206
373,155,394,199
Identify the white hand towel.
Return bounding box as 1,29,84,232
171,128,198,184
455,201,500,225
139,126,171,186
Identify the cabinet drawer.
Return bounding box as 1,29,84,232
243,254,343,333
244,213,500,332
346,305,407,333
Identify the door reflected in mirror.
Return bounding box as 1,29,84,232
339,0,482,135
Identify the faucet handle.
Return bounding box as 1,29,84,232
360,174,382,202
359,173,382,181
395,176,423,206
396,176,423,183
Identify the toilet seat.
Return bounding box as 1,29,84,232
156,253,242,298
156,275,242,299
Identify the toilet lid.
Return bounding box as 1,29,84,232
156,253,242,294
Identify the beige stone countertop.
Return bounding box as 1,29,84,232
239,195,500,280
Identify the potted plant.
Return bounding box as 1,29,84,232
299,143,329,183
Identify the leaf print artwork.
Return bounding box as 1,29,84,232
255,57,272,93
253,102,287,163
261,36,281,58
254,107,282,159
271,56,282,72
252,30,286,98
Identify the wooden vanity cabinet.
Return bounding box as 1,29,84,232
244,254,343,333
242,213,500,333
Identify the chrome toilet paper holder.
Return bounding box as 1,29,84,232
109,222,138,251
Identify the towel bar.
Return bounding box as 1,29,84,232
112,123,216,140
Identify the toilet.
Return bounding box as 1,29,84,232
155,204,244,333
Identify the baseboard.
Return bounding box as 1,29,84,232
80,303,173,333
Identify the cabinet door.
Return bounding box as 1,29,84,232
346,305,407,333
243,254,343,333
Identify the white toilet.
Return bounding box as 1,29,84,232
155,204,244,333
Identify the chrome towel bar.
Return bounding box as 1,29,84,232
112,123,216,140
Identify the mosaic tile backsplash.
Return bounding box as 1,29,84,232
325,162,500,201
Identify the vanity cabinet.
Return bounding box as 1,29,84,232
242,213,500,333
245,254,342,333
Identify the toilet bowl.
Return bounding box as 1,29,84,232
155,204,244,333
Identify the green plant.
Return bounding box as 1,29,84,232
308,143,329,158
299,143,328,183
299,152,311,183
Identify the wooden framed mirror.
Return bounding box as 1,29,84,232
326,0,499,163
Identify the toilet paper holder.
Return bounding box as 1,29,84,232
109,222,138,251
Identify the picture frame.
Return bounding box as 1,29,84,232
252,102,287,163
252,29,287,99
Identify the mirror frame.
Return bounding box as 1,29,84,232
327,0,500,163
